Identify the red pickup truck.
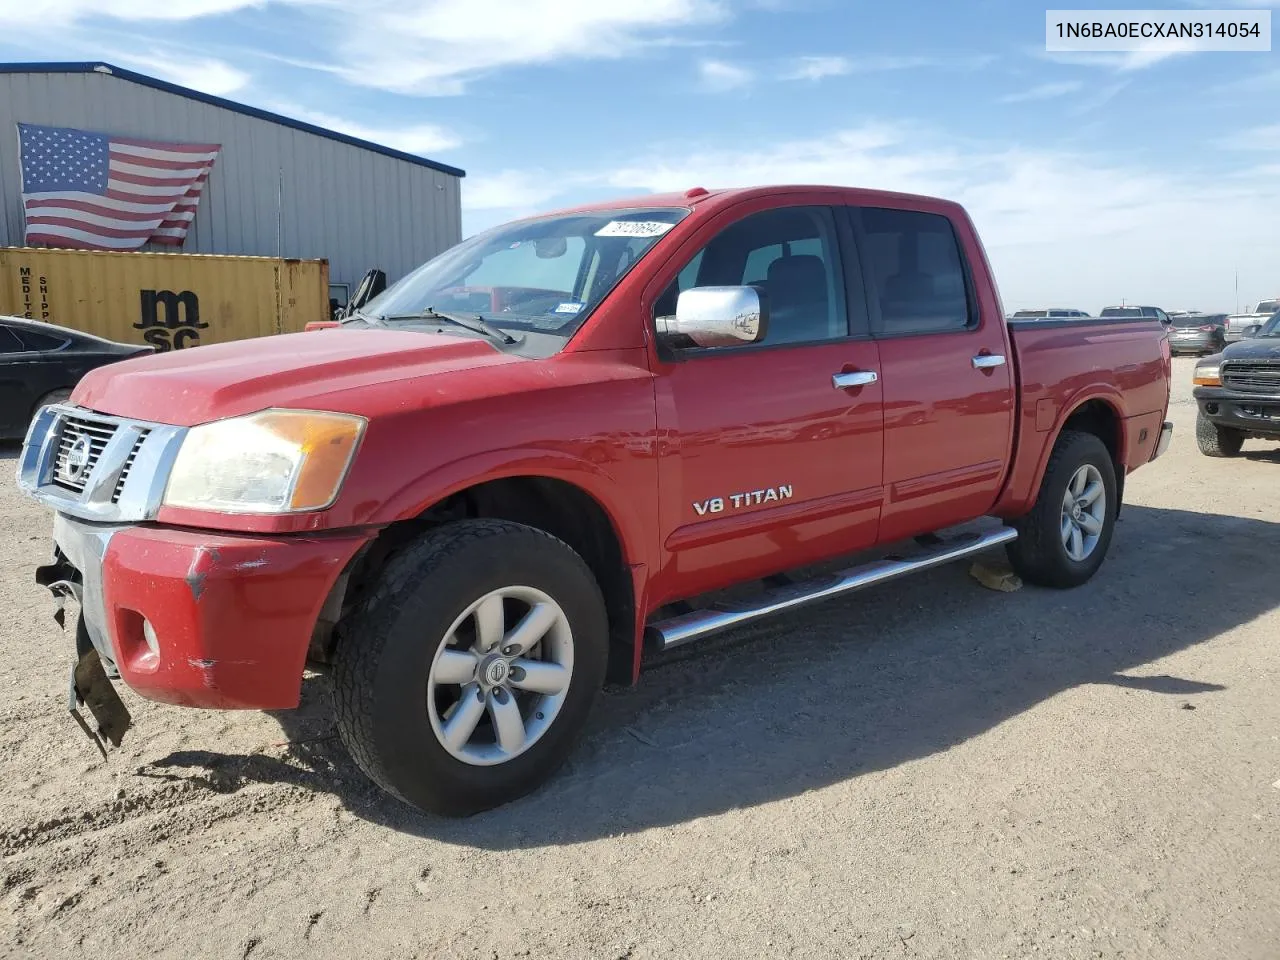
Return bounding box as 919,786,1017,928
18,185,1173,816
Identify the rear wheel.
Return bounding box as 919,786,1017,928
1195,415,1244,458
332,519,608,817
1006,430,1117,589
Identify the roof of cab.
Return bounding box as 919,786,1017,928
532,184,964,221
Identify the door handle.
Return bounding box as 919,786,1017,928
832,370,878,389
972,354,1006,369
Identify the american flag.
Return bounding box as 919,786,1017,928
18,123,220,250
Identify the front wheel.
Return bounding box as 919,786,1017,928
1006,430,1117,589
1195,415,1244,458
332,519,609,816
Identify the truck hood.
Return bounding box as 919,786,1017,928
72,329,521,426
1222,337,1280,361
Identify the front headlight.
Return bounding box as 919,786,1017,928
163,409,365,514
1192,364,1221,387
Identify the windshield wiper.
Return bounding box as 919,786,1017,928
374,307,518,344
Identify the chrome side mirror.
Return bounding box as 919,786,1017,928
1243,324,1262,339
657,286,769,348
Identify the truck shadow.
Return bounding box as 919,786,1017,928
148,503,1278,846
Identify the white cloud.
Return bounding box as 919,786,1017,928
1039,45,1194,72
332,0,729,95
0,0,266,25
782,54,993,80
465,170,574,214
109,52,250,95
781,56,851,81
260,102,462,154
5,0,730,95
698,58,753,91
999,80,1083,103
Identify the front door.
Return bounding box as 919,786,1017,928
648,202,884,604
849,204,1015,542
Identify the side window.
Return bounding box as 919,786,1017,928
655,206,848,346
855,207,975,336
14,329,68,351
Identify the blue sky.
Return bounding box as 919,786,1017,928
2,0,1278,313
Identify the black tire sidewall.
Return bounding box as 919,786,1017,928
1196,414,1244,457
343,523,608,816
1038,434,1117,586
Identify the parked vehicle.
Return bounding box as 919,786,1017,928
1167,312,1228,356
1100,305,1173,325
1226,299,1280,343
0,316,151,441
17,185,1174,816
1008,308,1092,319
1193,310,1280,456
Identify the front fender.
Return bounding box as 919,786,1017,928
372,445,652,571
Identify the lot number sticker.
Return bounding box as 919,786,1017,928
595,220,676,238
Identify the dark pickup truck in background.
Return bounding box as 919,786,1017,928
1194,309,1280,456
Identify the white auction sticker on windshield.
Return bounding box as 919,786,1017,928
594,220,676,238
554,302,584,314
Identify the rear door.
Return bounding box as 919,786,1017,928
847,204,1015,542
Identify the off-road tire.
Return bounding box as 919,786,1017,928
332,519,608,817
1006,430,1117,589
1195,415,1244,458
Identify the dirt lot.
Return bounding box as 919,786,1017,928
2,356,1278,960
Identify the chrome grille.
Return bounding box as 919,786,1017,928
1222,360,1280,395
111,428,151,504
52,416,118,493
17,404,188,524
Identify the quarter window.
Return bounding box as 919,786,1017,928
855,207,975,335
0,327,26,353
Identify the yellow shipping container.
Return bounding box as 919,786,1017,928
0,247,330,352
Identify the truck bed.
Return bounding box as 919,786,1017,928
994,316,1171,517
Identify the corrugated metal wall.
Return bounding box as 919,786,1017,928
0,68,462,294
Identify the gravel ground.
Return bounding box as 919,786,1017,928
2,356,1278,960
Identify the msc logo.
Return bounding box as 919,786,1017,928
133,290,209,351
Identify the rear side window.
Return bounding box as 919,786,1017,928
855,207,975,335
0,326,24,353
14,328,69,351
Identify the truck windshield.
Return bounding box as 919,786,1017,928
1256,300,1280,314
360,207,690,337
1100,307,1143,318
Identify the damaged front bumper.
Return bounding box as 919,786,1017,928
40,513,373,712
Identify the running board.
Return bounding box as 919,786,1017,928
646,525,1018,652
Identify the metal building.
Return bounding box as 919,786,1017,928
0,61,465,304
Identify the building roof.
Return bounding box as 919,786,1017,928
0,61,465,178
